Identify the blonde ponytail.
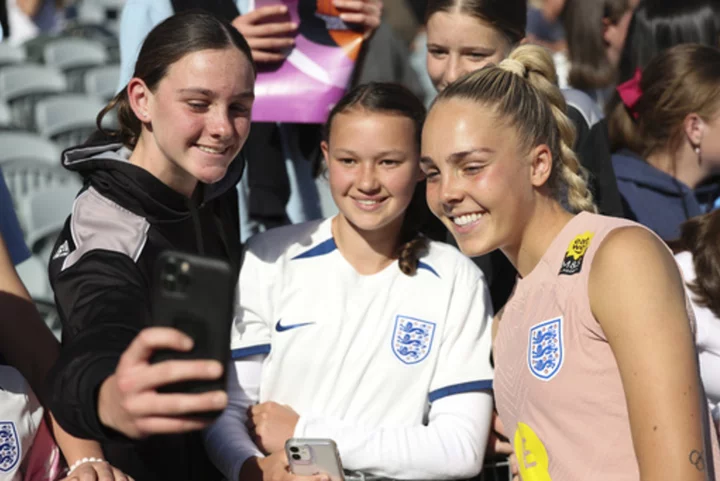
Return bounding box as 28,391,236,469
438,44,597,214
505,46,596,214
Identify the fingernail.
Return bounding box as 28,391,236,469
291,22,298,29
215,393,228,407
182,338,193,350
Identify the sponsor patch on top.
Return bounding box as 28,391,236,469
558,231,594,276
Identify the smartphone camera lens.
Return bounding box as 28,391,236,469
289,447,299,453
292,454,301,461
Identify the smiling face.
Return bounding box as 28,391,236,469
129,47,255,196
323,109,422,237
421,98,537,256
426,11,512,92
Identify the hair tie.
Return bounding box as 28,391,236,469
498,58,528,79
616,68,643,119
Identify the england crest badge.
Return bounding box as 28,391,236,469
527,317,564,381
0,422,20,473
391,315,436,365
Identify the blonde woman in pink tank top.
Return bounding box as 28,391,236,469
420,44,719,481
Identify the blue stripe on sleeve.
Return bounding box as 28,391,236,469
231,344,271,359
428,380,493,402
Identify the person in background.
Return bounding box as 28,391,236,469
117,0,383,242
526,0,567,54
206,83,495,481
669,210,720,438
423,0,615,312
46,12,256,480
5,0,68,45
1,177,129,480
561,0,639,108
422,42,719,480
577,0,720,218
609,43,720,240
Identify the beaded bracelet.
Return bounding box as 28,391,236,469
67,457,105,476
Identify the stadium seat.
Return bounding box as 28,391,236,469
20,184,77,254
0,131,62,166
43,38,109,91
83,64,120,101
0,101,14,129
0,65,67,129
34,94,105,149
0,43,27,69
77,0,126,33
15,254,53,301
62,23,121,63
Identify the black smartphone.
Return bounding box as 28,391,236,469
150,250,236,409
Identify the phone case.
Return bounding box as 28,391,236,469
150,250,235,405
286,438,345,481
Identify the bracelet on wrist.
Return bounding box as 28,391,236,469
67,457,105,475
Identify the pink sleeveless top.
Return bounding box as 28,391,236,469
493,212,719,481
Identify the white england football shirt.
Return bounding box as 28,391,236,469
232,217,493,429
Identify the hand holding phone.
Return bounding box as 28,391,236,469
97,327,228,439
286,438,345,481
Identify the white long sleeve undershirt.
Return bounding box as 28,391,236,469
204,356,494,481
204,356,265,481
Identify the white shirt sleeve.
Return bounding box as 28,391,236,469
231,240,275,358
429,256,494,398
204,356,264,481
674,251,720,405
295,391,494,479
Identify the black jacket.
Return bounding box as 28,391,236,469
47,143,242,480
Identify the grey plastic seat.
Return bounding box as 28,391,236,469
15,254,53,300
0,131,62,165
20,184,77,252
34,94,105,149
83,64,120,100
2,160,80,218
0,101,13,128
0,65,67,129
0,43,27,69
77,0,126,33
43,38,109,91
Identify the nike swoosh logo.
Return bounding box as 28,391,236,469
275,319,316,332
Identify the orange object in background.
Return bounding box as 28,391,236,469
316,0,362,60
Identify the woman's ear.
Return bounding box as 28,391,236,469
529,144,553,187
683,113,705,149
127,78,152,123
320,140,330,165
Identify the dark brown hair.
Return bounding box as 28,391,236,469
425,0,526,46
323,82,431,276
562,0,630,91
669,210,720,319
434,44,597,213
96,10,256,148
608,43,720,157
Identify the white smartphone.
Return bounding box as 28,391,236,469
285,438,345,481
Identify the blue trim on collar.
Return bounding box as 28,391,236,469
428,380,493,402
291,238,337,260
417,261,440,278
231,344,271,359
